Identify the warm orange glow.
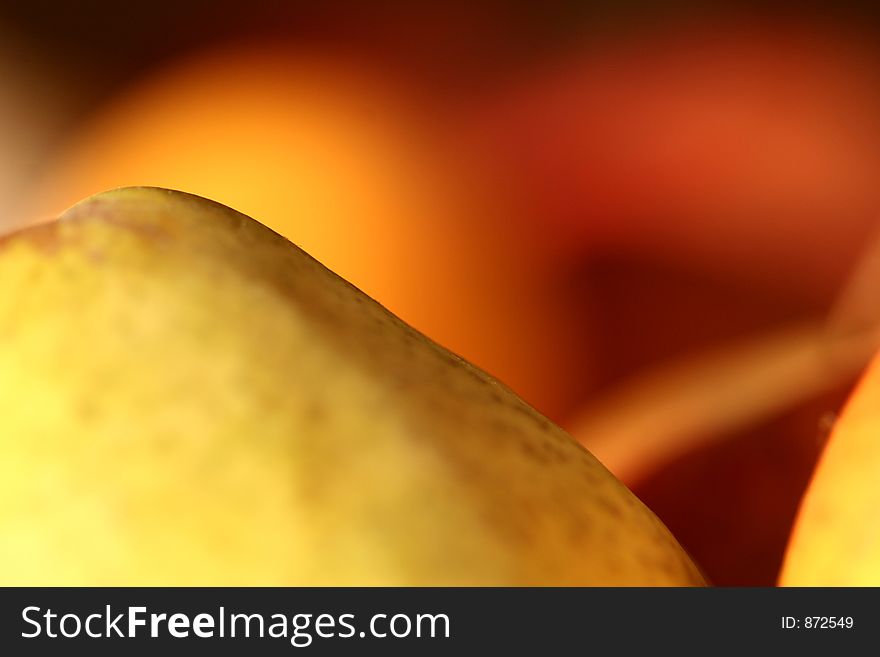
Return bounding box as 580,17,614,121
780,351,880,585
28,44,586,417
471,19,880,297
29,47,457,298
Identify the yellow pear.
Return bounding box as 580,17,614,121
0,187,704,585
780,349,880,585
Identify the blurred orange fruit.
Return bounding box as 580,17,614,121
27,43,590,418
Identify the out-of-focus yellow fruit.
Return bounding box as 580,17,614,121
0,188,704,585
780,350,880,585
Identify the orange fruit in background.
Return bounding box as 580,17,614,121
780,349,880,585
26,43,591,419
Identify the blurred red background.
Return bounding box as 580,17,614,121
1,2,878,585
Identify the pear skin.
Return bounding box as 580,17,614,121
0,187,704,585
780,350,880,585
